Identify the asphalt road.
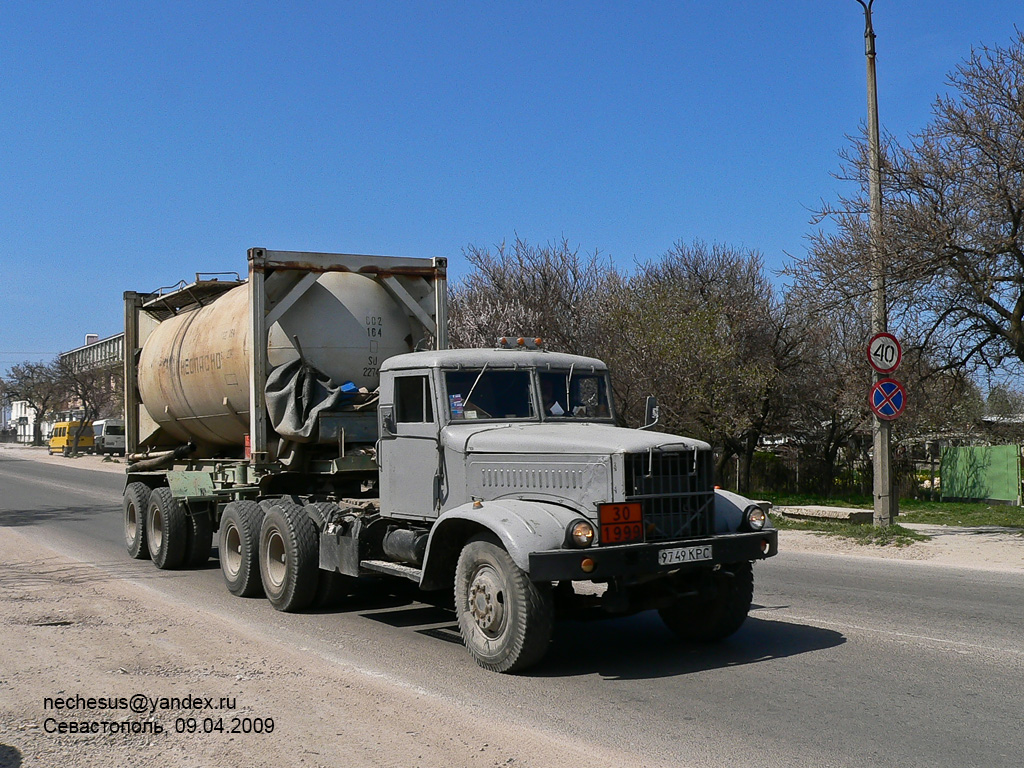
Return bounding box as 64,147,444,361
2,452,1022,768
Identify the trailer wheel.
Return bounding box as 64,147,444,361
185,510,213,568
455,537,553,673
659,561,754,642
123,483,151,560
259,502,318,612
146,488,188,569
219,501,264,596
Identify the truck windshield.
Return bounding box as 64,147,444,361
538,370,613,420
445,369,535,421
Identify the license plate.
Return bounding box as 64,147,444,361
658,545,713,566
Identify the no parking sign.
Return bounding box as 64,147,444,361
870,378,906,420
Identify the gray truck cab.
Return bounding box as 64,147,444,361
378,345,616,520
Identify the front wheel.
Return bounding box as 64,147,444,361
659,561,754,642
454,538,553,673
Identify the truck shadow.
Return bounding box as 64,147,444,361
0,743,22,768
0,504,115,527
353,589,845,679
0,554,214,590
536,611,846,680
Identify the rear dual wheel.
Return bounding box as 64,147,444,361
143,488,212,570
219,501,265,597
146,488,188,569
259,501,319,612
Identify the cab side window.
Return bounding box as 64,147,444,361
395,375,434,424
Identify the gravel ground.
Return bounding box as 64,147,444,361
0,529,644,768
0,442,1020,766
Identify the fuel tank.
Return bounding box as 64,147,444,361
137,272,414,447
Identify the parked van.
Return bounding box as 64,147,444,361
93,418,126,456
48,421,94,456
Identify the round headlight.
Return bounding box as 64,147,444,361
569,520,595,547
745,504,767,531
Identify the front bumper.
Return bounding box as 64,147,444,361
528,529,778,582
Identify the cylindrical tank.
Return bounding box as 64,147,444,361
137,272,414,447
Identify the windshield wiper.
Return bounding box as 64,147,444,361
565,363,574,414
464,362,489,407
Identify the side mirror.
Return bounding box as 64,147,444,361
641,396,659,431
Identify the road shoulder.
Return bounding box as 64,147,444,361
779,526,1023,573
0,527,646,768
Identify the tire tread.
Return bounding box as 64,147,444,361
259,501,318,612
123,482,151,560
455,539,553,673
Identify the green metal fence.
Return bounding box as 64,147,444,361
940,445,1021,504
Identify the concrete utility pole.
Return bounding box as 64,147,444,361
856,0,893,526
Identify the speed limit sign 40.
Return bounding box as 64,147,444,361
868,332,902,374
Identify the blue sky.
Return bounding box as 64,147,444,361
1,1,1020,369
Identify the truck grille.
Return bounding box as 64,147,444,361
623,450,714,542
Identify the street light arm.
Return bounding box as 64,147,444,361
854,0,877,56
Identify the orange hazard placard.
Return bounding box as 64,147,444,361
598,502,644,545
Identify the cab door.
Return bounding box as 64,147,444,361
378,373,441,520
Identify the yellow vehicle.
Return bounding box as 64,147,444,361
48,421,94,456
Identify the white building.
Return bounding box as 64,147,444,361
11,400,54,444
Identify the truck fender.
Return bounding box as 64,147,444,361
419,499,585,590
714,488,771,533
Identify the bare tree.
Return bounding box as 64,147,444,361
979,383,1024,443
54,357,120,454
448,236,617,355
795,31,1024,379
1,361,63,446
449,237,825,493
611,241,807,492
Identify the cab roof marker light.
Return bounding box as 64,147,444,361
495,336,541,349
